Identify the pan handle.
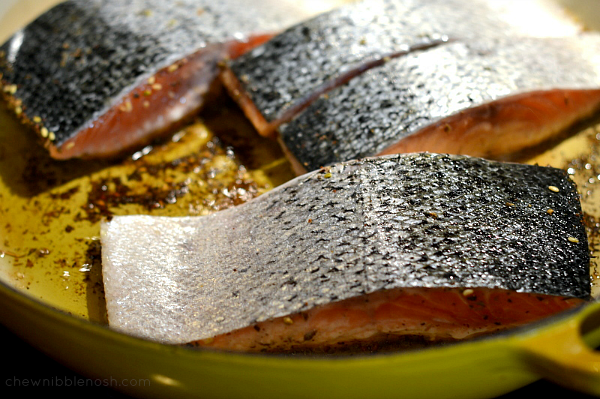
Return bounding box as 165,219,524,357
514,300,600,395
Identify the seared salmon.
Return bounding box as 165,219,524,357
221,0,582,139
0,0,329,159
279,35,600,174
101,153,589,350
190,288,583,352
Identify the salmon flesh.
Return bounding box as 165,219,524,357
0,0,324,159
221,0,582,139
279,35,600,174
101,153,590,351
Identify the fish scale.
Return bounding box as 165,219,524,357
223,0,581,137
280,35,600,172
101,153,590,344
0,0,323,158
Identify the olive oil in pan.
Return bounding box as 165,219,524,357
526,121,600,297
0,98,294,322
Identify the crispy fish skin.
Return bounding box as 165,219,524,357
0,0,321,159
222,0,581,138
101,153,590,345
280,35,600,173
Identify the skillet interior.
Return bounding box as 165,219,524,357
3,0,600,398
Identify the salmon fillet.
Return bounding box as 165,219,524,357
190,288,583,352
101,153,590,350
221,0,582,139
0,0,328,159
278,35,600,174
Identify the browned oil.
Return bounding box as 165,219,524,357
0,96,294,322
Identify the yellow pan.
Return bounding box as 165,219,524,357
3,1,600,398
3,272,600,399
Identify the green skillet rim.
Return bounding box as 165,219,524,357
0,272,593,364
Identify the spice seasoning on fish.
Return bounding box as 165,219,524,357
278,34,600,174
101,153,590,351
222,0,583,146
0,0,325,159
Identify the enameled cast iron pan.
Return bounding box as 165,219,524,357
3,1,600,397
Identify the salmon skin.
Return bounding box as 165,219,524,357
221,0,581,139
0,0,324,159
279,35,600,174
101,153,590,350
